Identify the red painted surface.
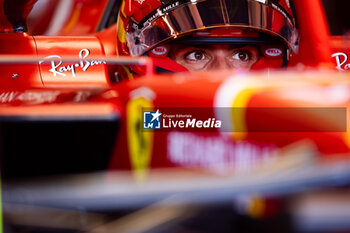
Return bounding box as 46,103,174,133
0,0,350,174
28,0,109,36
292,0,332,67
34,35,110,88
0,33,42,87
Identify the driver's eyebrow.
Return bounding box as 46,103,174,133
227,45,256,50
169,45,209,60
178,45,256,50
172,45,210,51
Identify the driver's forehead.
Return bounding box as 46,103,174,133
170,44,259,55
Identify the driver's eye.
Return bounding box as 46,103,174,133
232,50,251,62
185,50,207,62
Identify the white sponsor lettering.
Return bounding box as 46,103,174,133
265,48,282,57
151,46,168,56
167,132,277,172
142,1,180,28
0,91,17,103
332,52,350,71
73,91,93,102
0,91,92,104
162,2,179,12
0,91,60,104
39,49,106,77
143,12,160,27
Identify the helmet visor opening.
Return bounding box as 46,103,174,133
126,0,297,56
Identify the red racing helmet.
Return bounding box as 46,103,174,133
116,0,298,77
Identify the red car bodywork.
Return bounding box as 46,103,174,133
0,0,350,177
2,2,350,231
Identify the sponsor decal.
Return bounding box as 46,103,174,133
167,132,277,172
0,91,60,104
151,46,168,56
136,1,180,29
332,52,350,71
265,48,282,57
0,90,93,104
39,49,106,77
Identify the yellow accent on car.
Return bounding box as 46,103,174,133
122,65,133,80
117,1,127,43
126,98,154,180
248,196,266,219
232,88,256,140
